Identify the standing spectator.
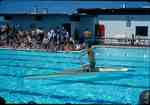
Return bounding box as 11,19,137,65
42,34,49,49
83,28,92,47
5,23,10,36
55,26,60,45
26,31,32,48
131,34,135,46
47,28,55,41
0,96,6,104
36,27,44,46
79,33,85,45
60,28,66,44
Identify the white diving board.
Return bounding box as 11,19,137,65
24,66,128,79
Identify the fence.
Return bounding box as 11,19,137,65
0,37,150,48
95,37,150,47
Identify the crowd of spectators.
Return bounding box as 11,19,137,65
0,23,85,51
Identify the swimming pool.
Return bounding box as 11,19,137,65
0,47,149,104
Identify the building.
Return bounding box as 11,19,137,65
0,0,150,40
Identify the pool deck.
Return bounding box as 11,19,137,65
93,45,150,48
0,46,81,53
0,45,149,53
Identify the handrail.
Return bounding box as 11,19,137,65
95,37,150,47
96,37,150,40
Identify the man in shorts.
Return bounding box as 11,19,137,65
80,43,96,72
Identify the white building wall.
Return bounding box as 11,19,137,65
102,20,127,38
97,15,150,38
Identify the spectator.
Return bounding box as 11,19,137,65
79,33,85,45
36,27,44,45
0,96,6,104
0,23,84,51
47,28,55,41
42,34,49,49
28,101,37,104
83,28,92,47
139,90,150,105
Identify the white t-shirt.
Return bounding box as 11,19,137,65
47,29,56,40
36,29,43,35
42,37,49,44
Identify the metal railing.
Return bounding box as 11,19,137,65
95,37,150,47
0,37,150,48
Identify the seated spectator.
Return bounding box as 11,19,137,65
139,90,150,105
31,30,36,37
69,38,75,51
69,37,75,45
26,32,32,48
42,34,49,49
36,27,44,44
69,43,74,51
0,96,6,104
0,24,8,34
75,43,81,51
0,23,81,51
64,42,70,51
28,101,37,104
31,38,38,49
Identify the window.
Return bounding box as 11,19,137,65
136,26,148,36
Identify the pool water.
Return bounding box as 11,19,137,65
0,47,149,104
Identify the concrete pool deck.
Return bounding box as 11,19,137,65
0,44,150,53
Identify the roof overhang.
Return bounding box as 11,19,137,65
77,8,150,15
0,8,149,16
0,13,70,16
80,0,148,1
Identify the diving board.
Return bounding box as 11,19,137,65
24,66,128,79
96,66,128,72
24,69,96,79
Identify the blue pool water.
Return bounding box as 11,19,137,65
0,47,149,104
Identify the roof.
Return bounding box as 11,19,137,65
77,8,150,15
0,0,150,15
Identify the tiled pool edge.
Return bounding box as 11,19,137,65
0,45,149,53
93,45,150,49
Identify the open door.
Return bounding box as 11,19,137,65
95,24,105,38
95,24,105,44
